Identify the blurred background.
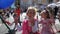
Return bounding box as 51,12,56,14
0,0,60,34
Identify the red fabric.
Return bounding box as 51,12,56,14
14,8,21,25
15,8,20,17
22,20,32,34
22,19,39,34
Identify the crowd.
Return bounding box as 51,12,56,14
0,2,60,34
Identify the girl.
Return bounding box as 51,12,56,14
22,7,39,34
40,10,56,34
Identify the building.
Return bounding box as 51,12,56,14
37,0,60,5
15,0,60,6
20,0,33,8
14,0,60,10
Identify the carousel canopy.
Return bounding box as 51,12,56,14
56,1,60,7
57,1,60,4
47,3,56,8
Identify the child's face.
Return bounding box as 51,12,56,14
27,9,36,18
41,12,47,18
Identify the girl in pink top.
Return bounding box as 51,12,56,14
22,7,39,34
40,10,55,34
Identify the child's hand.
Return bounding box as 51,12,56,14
9,23,13,26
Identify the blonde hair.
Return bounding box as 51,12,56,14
26,6,38,17
27,6,38,12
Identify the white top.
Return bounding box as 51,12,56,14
32,20,38,32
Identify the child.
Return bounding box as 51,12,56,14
14,4,21,26
22,7,39,34
40,10,56,34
